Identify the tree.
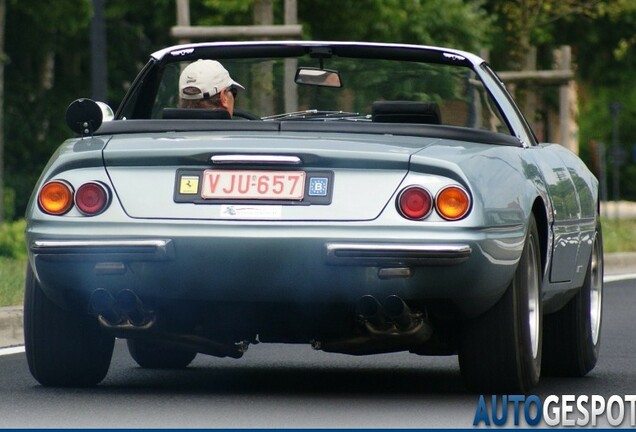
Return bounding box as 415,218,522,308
0,0,5,223
484,0,603,70
547,0,636,200
5,0,636,218
2,0,173,218
3,0,91,218
299,0,492,52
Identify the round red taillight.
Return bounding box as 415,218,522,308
397,186,433,220
75,182,110,215
436,185,470,220
38,181,74,215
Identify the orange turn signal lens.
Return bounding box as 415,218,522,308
436,185,470,220
38,181,74,215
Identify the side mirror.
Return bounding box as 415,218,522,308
295,68,342,88
65,98,114,135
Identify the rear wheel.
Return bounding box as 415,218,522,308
458,216,542,393
542,222,603,376
24,266,115,387
127,338,197,369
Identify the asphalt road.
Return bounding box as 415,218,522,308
0,277,635,429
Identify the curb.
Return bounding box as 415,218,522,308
604,252,636,276
0,305,24,348
2,252,635,348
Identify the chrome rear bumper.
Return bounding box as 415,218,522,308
325,243,471,266
30,239,173,261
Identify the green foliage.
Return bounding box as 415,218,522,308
4,0,92,218
3,187,15,221
572,5,636,202
198,0,254,25
104,0,177,106
0,219,26,260
8,0,91,35
578,86,636,172
0,257,25,307
299,0,493,51
3,0,178,218
555,0,636,85
485,0,607,70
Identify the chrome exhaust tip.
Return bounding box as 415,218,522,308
89,288,123,325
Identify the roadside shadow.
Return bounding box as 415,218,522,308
94,342,468,396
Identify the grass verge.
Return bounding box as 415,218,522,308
0,257,25,307
601,218,636,253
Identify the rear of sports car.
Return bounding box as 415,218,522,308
26,42,576,392
25,121,535,386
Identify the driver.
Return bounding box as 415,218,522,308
178,59,244,117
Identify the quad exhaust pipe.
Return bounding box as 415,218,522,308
90,288,156,329
89,288,247,359
313,295,433,355
358,294,420,331
383,295,417,330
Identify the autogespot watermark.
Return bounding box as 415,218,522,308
473,394,636,427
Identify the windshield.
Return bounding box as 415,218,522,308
148,56,509,134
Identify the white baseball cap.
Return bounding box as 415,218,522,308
179,59,244,100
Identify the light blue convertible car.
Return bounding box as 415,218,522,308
24,41,603,392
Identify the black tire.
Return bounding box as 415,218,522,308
542,221,603,376
24,266,115,387
127,338,197,369
458,216,542,393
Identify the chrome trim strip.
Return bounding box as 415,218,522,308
32,239,169,249
325,243,471,266
211,154,302,165
31,239,172,260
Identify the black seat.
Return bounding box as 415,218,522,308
371,101,441,125
162,108,231,120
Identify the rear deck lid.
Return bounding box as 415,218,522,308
103,131,436,221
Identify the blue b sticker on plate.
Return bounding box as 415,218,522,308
308,177,329,196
